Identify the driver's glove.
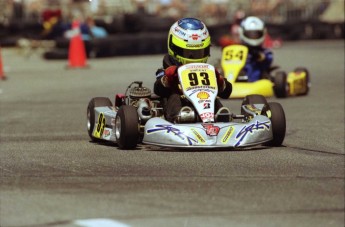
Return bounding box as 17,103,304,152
256,52,266,62
162,65,178,87
215,68,226,91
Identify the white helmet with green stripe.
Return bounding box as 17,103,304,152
168,18,211,65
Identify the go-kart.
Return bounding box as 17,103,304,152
87,63,286,149
221,44,310,98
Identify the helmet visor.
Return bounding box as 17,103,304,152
244,30,264,39
170,41,210,59
181,47,210,59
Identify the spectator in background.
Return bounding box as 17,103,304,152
198,0,229,25
154,0,187,20
64,16,108,41
230,10,246,43
218,9,245,48
250,0,284,22
84,17,108,40
133,0,148,15
41,9,68,39
12,0,24,21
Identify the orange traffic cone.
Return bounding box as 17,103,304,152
263,34,273,48
67,20,88,69
0,46,6,80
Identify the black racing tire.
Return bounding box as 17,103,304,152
115,105,139,149
87,97,112,142
262,102,286,146
294,67,310,95
273,71,288,98
241,95,268,115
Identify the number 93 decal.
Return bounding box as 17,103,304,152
179,67,217,90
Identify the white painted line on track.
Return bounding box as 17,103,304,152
74,219,130,227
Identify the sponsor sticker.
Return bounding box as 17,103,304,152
235,121,270,147
197,91,210,100
202,124,220,136
93,113,106,138
146,124,197,145
222,126,234,144
203,103,210,109
186,43,204,48
200,112,214,121
191,128,205,144
103,129,111,138
190,34,200,40
174,27,186,37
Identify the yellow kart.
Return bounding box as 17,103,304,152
221,44,310,98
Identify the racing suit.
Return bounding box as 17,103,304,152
244,46,273,82
154,54,232,122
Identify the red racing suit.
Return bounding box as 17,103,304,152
154,54,232,122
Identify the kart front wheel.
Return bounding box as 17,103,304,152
242,94,268,105
115,105,139,149
241,94,268,116
87,97,113,142
262,102,286,146
274,71,288,98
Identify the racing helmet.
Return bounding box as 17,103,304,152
168,18,211,65
239,16,266,47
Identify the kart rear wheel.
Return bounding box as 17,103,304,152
241,95,268,115
87,97,113,142
115,105,139,149
262,102,286,146
294,67,310,95
274,71,288,98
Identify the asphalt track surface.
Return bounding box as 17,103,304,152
0,40,344,227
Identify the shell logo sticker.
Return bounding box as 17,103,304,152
197,91,209,99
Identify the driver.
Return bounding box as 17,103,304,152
238,16,273,82
154,17,232,123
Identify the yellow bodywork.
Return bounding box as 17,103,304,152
287,71,308,95
231,80,274,98
221,44,274,99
